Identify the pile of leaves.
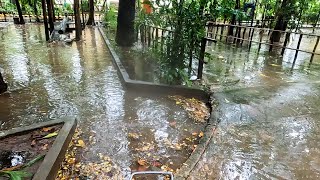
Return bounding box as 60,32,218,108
56,128,122,180
169,95,210,123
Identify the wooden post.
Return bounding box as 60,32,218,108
197,38,206,79
310,36,320,64
292,34,303,67
74,0,82,40
41,0,49,41
281,32,290,55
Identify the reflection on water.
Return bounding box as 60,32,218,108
189,75,320,179
0,24,204,178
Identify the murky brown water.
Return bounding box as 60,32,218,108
0,24,204,178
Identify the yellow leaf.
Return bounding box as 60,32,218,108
43,132,58,139
42,127,53,132
192,132,197,136
137,159,147,166
199,131,204,138
260,73,268,78
76,140,86,148
270,63,280,67
176,101,181,105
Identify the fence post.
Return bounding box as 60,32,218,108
161,30,164,51
248,27,255,50
198,38,207,79
292,34,303,68
220,24,224,41
281,32,290,55
258,32,263,52
148,26,151,47
310,36,320,64
155,28,159,49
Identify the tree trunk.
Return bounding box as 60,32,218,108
41,0,50,41
0,71,8,94
86,0,95,25
74,0,82,40
271,0,291,42
46,0,54,32
115,0,136,46
15,0,25,24
33,0,40,22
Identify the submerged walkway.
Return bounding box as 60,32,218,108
0,24,204,179
187,42,320,179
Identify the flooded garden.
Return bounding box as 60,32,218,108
1,0,320,179
0,24,209,179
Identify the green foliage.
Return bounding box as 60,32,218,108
104,5,117,31
0,171,32,180
81,0,90,12
64,3,73,13
0,1,17,14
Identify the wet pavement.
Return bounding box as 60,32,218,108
0,24,204,178
187,40,320,179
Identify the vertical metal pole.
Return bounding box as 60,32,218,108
281,32,290,55
258,32,263,52
220,24,224,41
310,36,320,64
248,27,255,50
292,34,303,68
155,28,159,49
197,38,207,79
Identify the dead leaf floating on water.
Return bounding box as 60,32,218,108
76,140,85,148
169,95,210,123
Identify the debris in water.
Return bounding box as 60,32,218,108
169,95,210,123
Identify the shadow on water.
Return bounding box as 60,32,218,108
0,24,205,178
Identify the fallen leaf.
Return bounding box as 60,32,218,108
270,63,280,67
169,121,176,127
192,132,198,136
152,160,162,167
260,73,268,78
199,132,204,138
43,132,58,139
31,140,36,146
41,144,49,150
128,133,140,140
137,159,147,166
67,158,76,164
42,127,53,132
76,140,85,148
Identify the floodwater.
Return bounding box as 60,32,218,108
188,35,320,179
0,24,204,178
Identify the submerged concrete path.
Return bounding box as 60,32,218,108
188,42,320,179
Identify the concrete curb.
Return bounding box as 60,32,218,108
97,26,219,180
0,117,77,180
175,94,220,180
97,26,209,101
